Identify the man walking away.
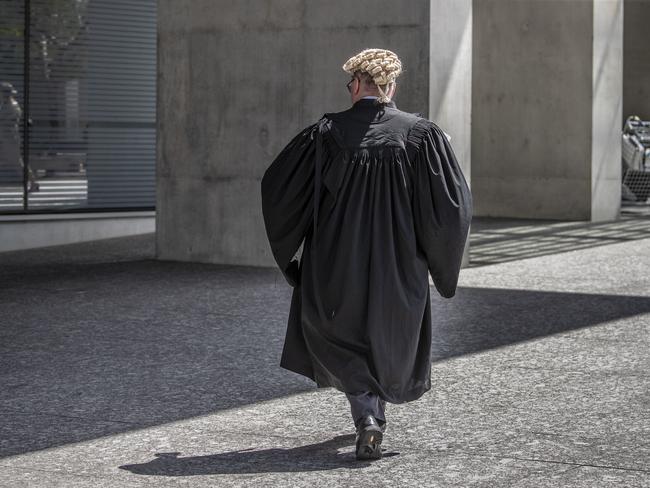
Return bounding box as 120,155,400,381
261,48,472,460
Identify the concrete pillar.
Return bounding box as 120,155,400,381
623,0,650,121
429,0,472,265
472,0,623,221
157,0,430,266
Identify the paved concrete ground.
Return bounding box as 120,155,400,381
0,214,649,487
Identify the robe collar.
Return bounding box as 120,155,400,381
352,98,397,110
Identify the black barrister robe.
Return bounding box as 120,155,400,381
261,98,472,404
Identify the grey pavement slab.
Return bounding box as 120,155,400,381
0,220,649,486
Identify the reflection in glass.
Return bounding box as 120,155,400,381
0,0,26,210
1,0,156,213
27,0,89,209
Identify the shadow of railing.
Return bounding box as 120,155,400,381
469,212,650,267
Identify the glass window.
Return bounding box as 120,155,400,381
0,0,156,214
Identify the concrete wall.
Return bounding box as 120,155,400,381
592,0,623,221
157,0,430,266
472,0,622,221
623,0,650,121
0,211,155,253
429,0,472,182
429,0,472,265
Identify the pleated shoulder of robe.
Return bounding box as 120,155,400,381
261,99,473,404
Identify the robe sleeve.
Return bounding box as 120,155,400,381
261,122,319,287
408,119,473,298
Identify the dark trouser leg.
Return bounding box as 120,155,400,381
345,391,386,427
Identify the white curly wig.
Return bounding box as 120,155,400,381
342,48,403,103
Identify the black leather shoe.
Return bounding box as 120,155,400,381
354,415,383,460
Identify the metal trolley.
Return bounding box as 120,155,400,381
622,115,650,203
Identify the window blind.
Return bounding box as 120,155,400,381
0,0,156,213
0,0,26,210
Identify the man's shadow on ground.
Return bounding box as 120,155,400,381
119,434,399,475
